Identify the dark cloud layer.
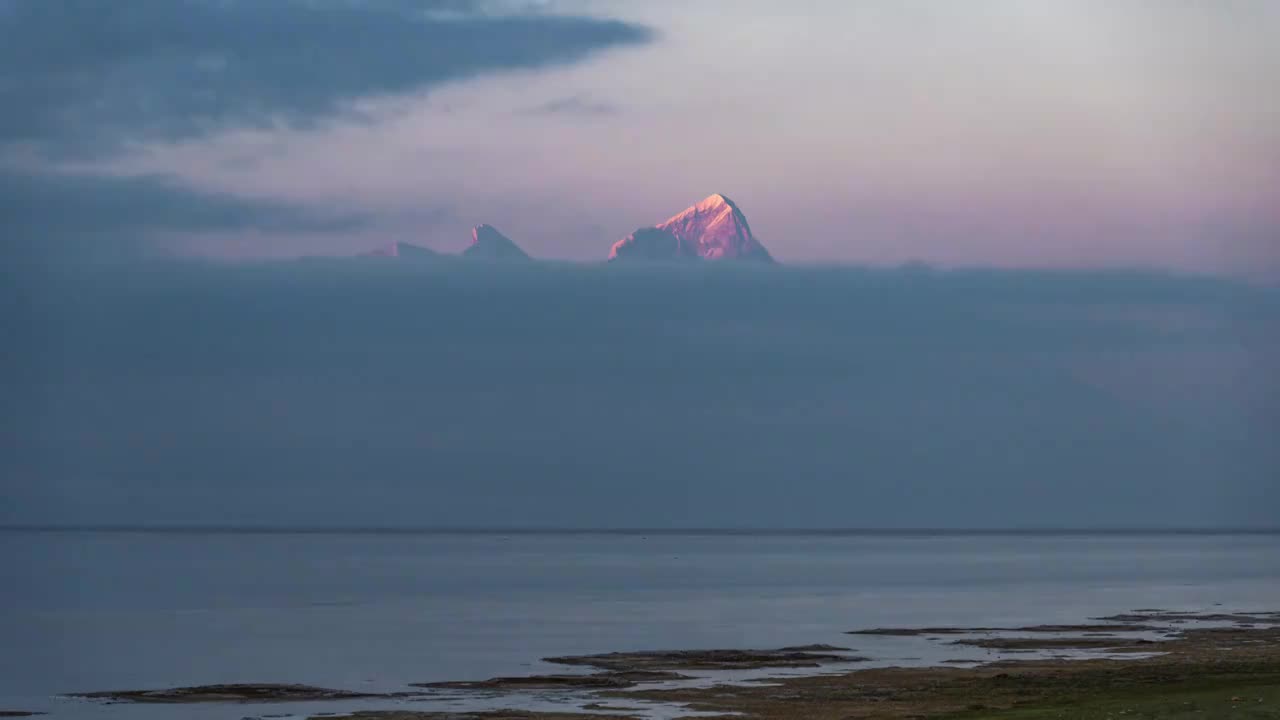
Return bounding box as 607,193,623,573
0,0,651,153
0,0,649,260
1,169,367,264
2,170,363,236
4,264,1276,529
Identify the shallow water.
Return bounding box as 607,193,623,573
3,530,1278,718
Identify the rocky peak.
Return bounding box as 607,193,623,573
608,227,695,262
609,194,774,263
463,224,531,261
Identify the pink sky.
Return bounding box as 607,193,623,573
65,0,1280,274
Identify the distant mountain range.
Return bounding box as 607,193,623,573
361,194,775,264
610,194,773,263
464,224,531,261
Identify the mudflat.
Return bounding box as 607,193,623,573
307,707,637,712
542,647,866,671
612,616,1280,719
949,636,1161,651
76,610,1280,719
847,624,1160,635
74,683,385,704
416,671,689,690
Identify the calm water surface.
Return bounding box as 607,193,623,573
2,530,1278,718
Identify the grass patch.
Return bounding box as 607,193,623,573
957,674,1280,719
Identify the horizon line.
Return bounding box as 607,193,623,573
4,524,1278,537
15,254,1272,285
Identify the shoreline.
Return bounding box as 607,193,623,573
605,616,1280,719
61,609,1280,720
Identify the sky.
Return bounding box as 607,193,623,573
2,1,1278,530
2,0,1279,273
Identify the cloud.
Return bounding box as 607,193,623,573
523,93,620,117
4,263,1276,529
0,0,647,260
2,170,363,234
0,0,652,155
1,169,367,262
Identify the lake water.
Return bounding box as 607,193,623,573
3,530,1279,718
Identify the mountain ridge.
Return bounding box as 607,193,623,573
610,194,775,263
463,224,531,261
359,194,777,264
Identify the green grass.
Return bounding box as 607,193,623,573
963,678,1280,719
